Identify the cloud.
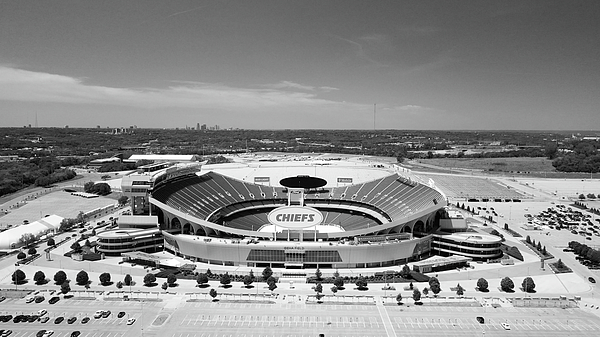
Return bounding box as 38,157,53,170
0,66,354,112
328,34,389,67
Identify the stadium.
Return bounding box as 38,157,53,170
98,155,503,269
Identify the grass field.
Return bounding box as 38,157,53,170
417,157,556,173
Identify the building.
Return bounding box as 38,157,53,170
0,214,63,250
99,156,502,268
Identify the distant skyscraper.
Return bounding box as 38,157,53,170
196,123,200,130
201,124,207,131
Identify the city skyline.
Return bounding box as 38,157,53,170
1,1,599,130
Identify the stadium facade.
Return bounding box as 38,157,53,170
98,155,502,268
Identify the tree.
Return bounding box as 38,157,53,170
161,282,168,291
76,270,89,285
268,281,278,292
333,277,344,290
333,269,340,279
542,246,547,255
19,233,36,247
124,274,132,286
477,278,489,292
196,273,208,286
401,264,411,279
219,273,231,287
47,238,56,246
429,277,441,296
526,235,531,244
243,274,254,288
118,195,129,205
34,270,46,285
504,223,509,230
116,281,123,289
355,276,367,290
209,288,218,300
314,283,323,294
396,293,403,305
536,241,542,251
61,281,71,294
28,247,37,255
99,272,111,286
315,268,322,280
422,287,429,296
409,282,413,290
412,289,421,303
167,274,177,286
556,259,565,269
143,273,156,286
522,277,536,293
262,266,273,280
84,181,95,193
12,269,26,285
54,270,67,285
331,286,338,295
17,251,26,260
500,277,514,292
456,283,464,296
70,242,81,252
579,194,586,200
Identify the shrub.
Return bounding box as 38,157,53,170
17,252,26,260
243,274,254,287
47,238,56,246
355,276,368,290
116,281,123,289
124,274,132,286
333,277,344,289
161,282,168,291
268,282,277,292
209,288,218,300
28,247,37,255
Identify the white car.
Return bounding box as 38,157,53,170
501,322,511,330
93,310,104,319
37,309,47,316
43,331,54,337
126,318,136,325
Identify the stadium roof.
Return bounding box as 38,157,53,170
0,214,63,250
128,154,201,162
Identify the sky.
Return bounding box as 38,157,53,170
0,0,599,130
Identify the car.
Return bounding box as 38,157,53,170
1,330,11,337
67,317,77,324
0,297,5,302
54,317,64,324
81,317,90,324
48,297,60,304
589,277,596,283
501,322,511,330
35,296,45,303
117,312,126,318
70,331,80,337
25,297,35,303
102,310,111,318
126,318,136,325
43,331,54,337
586,237,592,240
476,316,485,324
93,310,104,319
38,309,47,317
40,317,49,323
36,330,47,337
28,315,40,322
0,315,12,322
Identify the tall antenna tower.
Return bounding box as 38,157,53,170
373,104,376,130
35,112,38,127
